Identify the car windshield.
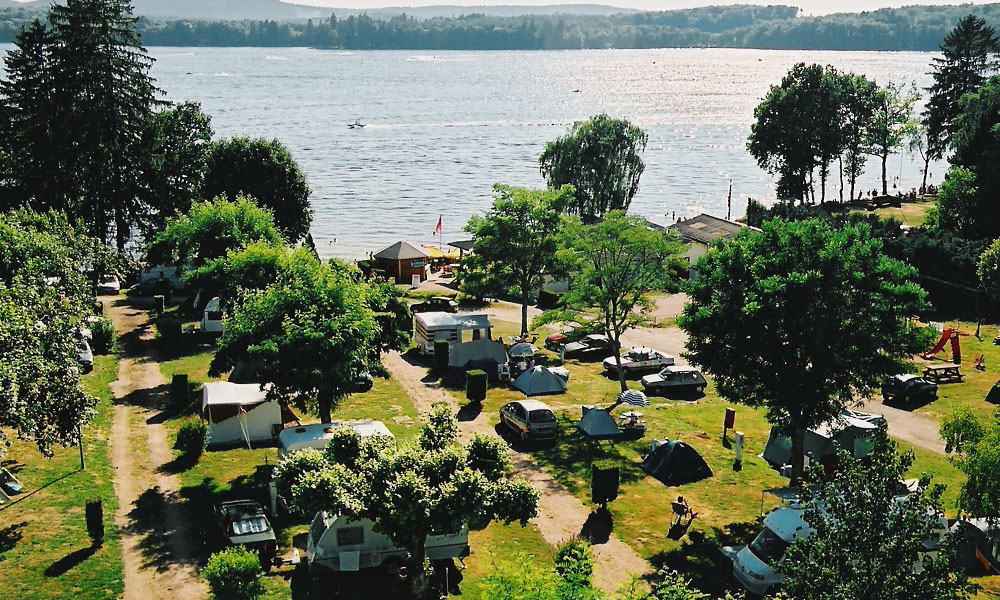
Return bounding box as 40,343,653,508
529,410,556,423
232,517,270,535
748,527,790,566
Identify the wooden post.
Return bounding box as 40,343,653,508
78,424,85,471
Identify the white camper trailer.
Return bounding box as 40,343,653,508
140,265,185,292
202,381,284,446
307,512,469,574
278,421,395,457
201,297,224,333
413,312,493,355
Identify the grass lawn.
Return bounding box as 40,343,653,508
910,322,1000,422
0,353,124,600
872,199,934,228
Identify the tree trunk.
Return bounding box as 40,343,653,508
318,388,333,423
838,156,844,203
789,425,807,487
881,152,889,196
520,282,530,337
408,537,429,598
820,165,827,204
922,155,930,194
612,334,627,394
115,207,128,252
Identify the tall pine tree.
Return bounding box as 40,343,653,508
924,14,1000,160
2,0,161,249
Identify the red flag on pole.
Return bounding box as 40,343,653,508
433,215,442,236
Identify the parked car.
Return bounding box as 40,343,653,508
641,366,707,396
603,347,675,377
216,500,278,567
881,374,937,404
544,323,584,349
499,400,559,442
410,296,458,314
563,334,614,361
77,340,94,373
95,275,120,295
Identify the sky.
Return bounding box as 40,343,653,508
282,0,1000,16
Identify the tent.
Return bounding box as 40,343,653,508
449,338,508,377
578,407,621,439
762,410,883,468
512,366,568,396
202,381,284,446
988,380,1000,404
951,519,999,574
641,440,713,486
509,343,537,358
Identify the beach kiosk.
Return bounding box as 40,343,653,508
373,241,429,284
414,312,493,355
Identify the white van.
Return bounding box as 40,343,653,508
733,496,947,596
306,513,469,574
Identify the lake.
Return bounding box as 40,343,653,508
145,47,943,259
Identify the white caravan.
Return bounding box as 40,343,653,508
306,513,469,574
277,421,394,457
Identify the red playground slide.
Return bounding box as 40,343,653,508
923,328,959,361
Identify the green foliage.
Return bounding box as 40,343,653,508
781,426,975,600
184,241,309,310
462,184,574,334
174,420,208,456
323,426,362,469
203,137,312,242
933,167,980,238
680,219,930,483
539,114,647,219
591,461,620,506
0,0,160,250
978,237,1000,299
466,369,488,402
272,447,328,503
147,197,285,274
868,81,919,196
140,101,214,234
924,14,1000,157
940,406,986,454
554,538,594,589
646,569,711,600
89,316,117,354
950,75,1000,240
559,212,684,392
480,552,562,600
287,408,539,594
202,546,266,600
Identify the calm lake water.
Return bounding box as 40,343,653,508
141,47,943,259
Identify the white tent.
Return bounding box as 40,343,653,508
202,296,224,333
512,366,568,396
202,381,283,446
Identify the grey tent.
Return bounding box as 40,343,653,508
449,338,507,376
951,519,998,574
641,440,713,486
762,410,883,468
512,366,567,397
578,407,620,439
229,359,263,384
987,380,1000,404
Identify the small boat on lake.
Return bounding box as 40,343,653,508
348,120,365,129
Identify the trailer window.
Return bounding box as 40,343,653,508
337,526,364,546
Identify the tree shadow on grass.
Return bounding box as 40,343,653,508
157,450,202,475
456,401,482,422
648,520,760,597
44,544,98,577
0,522,25,561
528,416,647,493
580,507,613,544
127,486,185,572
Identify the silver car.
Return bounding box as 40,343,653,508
603,347,675,377
499,400,559,442
641,366,707,396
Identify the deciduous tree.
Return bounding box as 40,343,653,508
539,114,647,220
679,219,930,485
463,184,574,335
868,82,919,196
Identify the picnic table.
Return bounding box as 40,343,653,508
922,363,964,383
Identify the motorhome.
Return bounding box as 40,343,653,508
413,312,492,355
733,496,947,596
306,513,469,574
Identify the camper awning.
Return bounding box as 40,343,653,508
202,381,269,423
449,339,508,368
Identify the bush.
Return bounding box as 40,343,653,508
554,537,594,589
203,546,265,600
175,420,208,456
89,316,117,354
85,498,104,547
591,460,620,507
272,448,328,502
171,373,189,404
324,427,362,468
434,340,450,371
538,289,561,310
466,434,509,479
157,316,182,340
466,369,488,402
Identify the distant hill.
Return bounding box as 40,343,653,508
327,5,638,20
129,0,330,21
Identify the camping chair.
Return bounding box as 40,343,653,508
670,496,698,527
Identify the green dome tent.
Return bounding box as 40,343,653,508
641,440,712,486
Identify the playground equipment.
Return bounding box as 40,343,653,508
923,328,961,363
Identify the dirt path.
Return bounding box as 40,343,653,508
106,299,206,600
384,352,650,591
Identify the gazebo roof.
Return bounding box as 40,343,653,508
374,240,429,261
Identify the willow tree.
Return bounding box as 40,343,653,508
539,114,647,221
680,219,930,485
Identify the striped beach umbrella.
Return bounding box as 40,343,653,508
617,389,650,408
